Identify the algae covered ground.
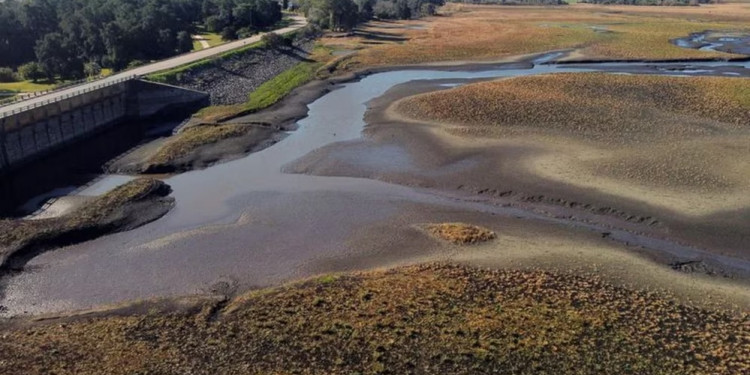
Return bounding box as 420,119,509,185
0,264,747,374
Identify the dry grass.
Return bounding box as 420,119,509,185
148,124,251,166
426,222,497,244
394,73,750,213
396,73,750,144
1,264,747,374
0,178,171,268
322,4,750,71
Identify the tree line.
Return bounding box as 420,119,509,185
298,0,445,32
0,0,282,81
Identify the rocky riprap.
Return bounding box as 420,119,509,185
176,40,315,105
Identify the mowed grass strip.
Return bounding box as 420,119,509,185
1,264,747,374
0,80,56,93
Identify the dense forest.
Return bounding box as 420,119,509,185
298,0,445,32
0,0,446,81
0,0,282,80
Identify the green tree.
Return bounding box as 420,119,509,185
177,31,194,53
205,15,227,33
221,26,238,41
261,32,286,49
18,62,45,82
0,67,17,82
84,61,102,78
35,32,83,79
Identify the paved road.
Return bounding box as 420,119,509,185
0,15,307,117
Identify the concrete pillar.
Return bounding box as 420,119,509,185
94,101,104,125
44,107,54,150
82,106,94,131
104,98,114,121
5,131,22,164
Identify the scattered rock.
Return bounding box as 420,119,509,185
176,40,315,106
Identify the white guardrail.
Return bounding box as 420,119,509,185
0,74,139,120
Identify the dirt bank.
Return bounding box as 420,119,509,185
0,178,174,272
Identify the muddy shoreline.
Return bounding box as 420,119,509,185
0,180,174,275
116,52,750,174
287,75,750,275
57,53,750,271
3,51,750,319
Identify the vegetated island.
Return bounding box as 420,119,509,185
0,178,174,271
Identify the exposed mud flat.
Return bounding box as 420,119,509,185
672,30,750,55
3,56,750,318
0,179,174,273
290,68,750,263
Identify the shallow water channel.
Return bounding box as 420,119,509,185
4,57,750,316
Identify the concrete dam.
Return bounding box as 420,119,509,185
0,78,209,214
0,79,208,173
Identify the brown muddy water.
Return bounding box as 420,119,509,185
3,58,750,316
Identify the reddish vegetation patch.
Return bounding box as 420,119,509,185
426,222,497,245
0,264,748,374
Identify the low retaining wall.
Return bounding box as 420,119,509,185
0,80,208,174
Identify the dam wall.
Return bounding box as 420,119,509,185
0,79,208,174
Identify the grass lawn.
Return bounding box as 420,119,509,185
0,80,56,93
192,32,224,51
